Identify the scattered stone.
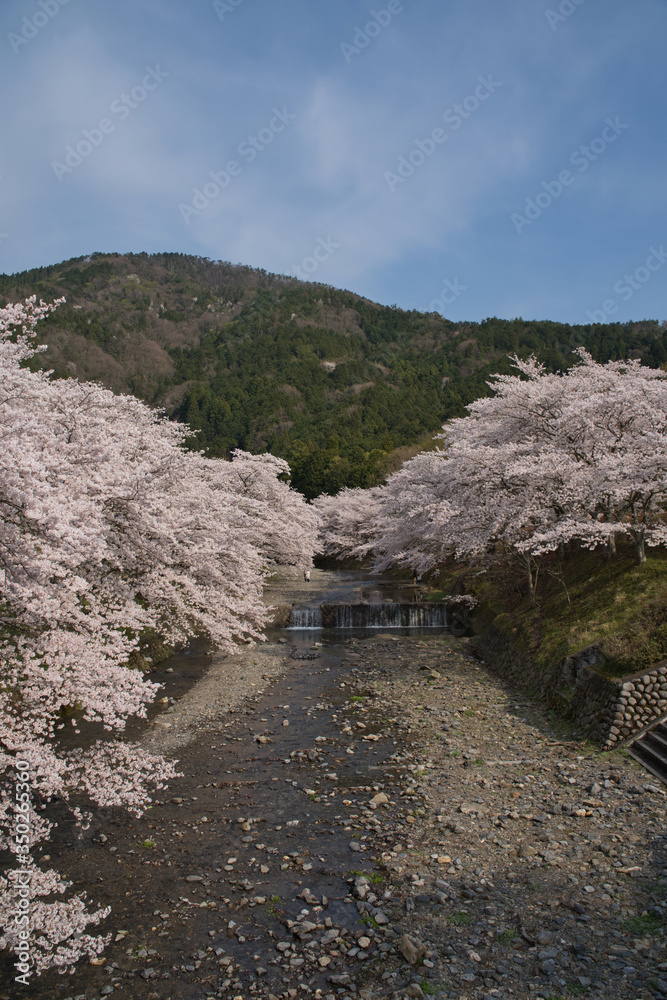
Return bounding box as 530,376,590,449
405,986,425,999
35,597,662,1000
370,792,389,806
399,933,427,965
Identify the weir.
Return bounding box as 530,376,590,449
288,608,323,628
287,602,448,629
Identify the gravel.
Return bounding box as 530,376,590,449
9,577,666,1000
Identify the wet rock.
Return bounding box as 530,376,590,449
298,888,319,904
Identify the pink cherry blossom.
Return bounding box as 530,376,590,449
0,297,320,973
316,351,667,594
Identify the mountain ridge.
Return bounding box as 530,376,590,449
2,251,665,496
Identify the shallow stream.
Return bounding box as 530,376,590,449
3,570,449,1000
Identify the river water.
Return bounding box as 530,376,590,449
2,569,451,1000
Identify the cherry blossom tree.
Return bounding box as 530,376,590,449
312,486,385,562
221,450,320,569
0,297,319,975
316,350,667,591
459,350,667,565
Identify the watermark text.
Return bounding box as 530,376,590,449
586,245,667,323
511,116,629,234
51,66,169,182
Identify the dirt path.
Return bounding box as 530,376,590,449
4,589,667,1000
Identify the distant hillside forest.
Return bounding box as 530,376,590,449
2,251,666,497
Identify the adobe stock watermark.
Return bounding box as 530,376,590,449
290,236,340,281
429,277,468,314
384,75,502,192
8,0,74,54
178,107,296,225
51,66,169,182
545,0,587,31
585,245,667,324
510,116,629,235
340,0,411,63
10,758,33,985
213,0,246,21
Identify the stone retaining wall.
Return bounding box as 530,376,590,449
608,663,667,746
265,603,293,628
473,621,667,748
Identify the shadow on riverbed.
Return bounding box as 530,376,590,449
1,566,453,1000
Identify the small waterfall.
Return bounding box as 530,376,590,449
320,603,448,629
287,607,323,629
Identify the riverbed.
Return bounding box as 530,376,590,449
2,569,665,1000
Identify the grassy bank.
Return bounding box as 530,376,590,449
424,544,667,680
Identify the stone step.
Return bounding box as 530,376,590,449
643,728,667,755
627,734,667,786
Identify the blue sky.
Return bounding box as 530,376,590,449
1,0,665,324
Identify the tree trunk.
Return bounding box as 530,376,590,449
524,554,535,601
634,534,646,565
604,499,617,559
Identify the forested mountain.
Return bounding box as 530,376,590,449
2,251,666,497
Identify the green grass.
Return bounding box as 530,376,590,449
348,870,384,884
139,839,155,849
420,979,444,995
624,913,664,936
265,894,282,917
350,695,368,703
495,929,517,945
597,746,630,762
642,879,667,899
433,544,667,681
480,546,667,679
446,911,472,927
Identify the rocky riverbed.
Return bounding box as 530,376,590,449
4,595,667,1000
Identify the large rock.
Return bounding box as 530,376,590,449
399,933,426,965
